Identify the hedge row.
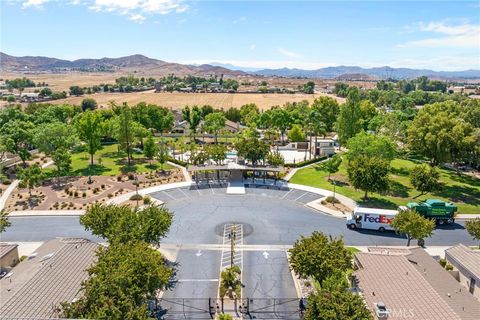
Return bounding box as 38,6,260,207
284,156,328,168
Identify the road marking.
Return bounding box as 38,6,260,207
195,250,202,257
178,188,190,198
262,251,269,259
162,190,176,200
294,192,308,202
280,189,293,199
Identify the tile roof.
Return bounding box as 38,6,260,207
445,244,480,281
355,247,480,320
0,243,18,259
0,238,100,319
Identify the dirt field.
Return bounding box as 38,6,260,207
51,90,345,110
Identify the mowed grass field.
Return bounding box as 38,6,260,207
290,158,480,214
45,143,173,177
51,91,342,110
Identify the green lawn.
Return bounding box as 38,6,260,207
290,158,480,214
46,144,173,177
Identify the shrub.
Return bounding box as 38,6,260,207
143,196,151,205
284,156,328,168
64,188,69,193
439,258,447,268
3,178,12,185
325,196,340,204
74,191,79,197
101,184,106,189
130,194,143,201
117,175,123,182
445,264,454,271
107,193,113,198
128,172,135,180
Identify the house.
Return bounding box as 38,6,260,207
310,138,336,156
172,120,189,134
0,238,101,319
0,244,19,273
445,244,480,299
353,247,480,320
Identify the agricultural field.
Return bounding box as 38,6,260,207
290,158,480,214
49,91,343,110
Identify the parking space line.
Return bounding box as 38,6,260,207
178,188,190,198
294,192,309,202
162,191,177,200
280,189,293,199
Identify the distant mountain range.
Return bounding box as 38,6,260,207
0,52,246,76
1,52,479,80
253,66,480,80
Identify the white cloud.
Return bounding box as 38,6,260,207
90,0,187,15
277,48,302,58
250,44,256,51
20,0,188,21
129,13,146,23
399,21,480,48
22,0,49,8
233,16,247,24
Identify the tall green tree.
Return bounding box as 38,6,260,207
391,209,435,246
143,135,158,166
410,164,440,197
304,286,373,320
74,110,104,166
288,231,352,285
33,122,78,156
407,101,475,166
347,155,390,200
319,155,342,181
182,105,202,137
288,124,305,142
115,104,136,166
270,107,291,145
346,131,396,162
465,218,480,248
80,98,98,111
51,148,72,178
157,139,169,171
0,120,34,165
336,88,362,146
311,97,340,132
204,112,226,143
18,164,45,196
0,210,11,234
235,136,269,166
239,103,259,125
80,204,173,245
62,241,172,319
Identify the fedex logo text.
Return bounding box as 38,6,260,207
363,214,393,224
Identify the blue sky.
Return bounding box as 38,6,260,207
1,0,479,71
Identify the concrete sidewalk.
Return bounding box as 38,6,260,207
8,210,85,217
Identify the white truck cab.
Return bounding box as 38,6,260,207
346,207,399,232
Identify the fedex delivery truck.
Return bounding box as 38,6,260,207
346,207,398,232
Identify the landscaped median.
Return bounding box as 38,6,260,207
290,158,480,214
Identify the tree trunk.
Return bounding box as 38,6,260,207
314,136,318,159
90,153,94,166
407,235,411,247
364,190,368,200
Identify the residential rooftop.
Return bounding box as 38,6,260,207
0,238,100,319
354,247,480,320
0,243,18,260
445,244,480,282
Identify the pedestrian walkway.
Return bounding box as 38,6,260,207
226,170,245,194
167,161,191,182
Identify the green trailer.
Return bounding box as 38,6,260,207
406,199,457,225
